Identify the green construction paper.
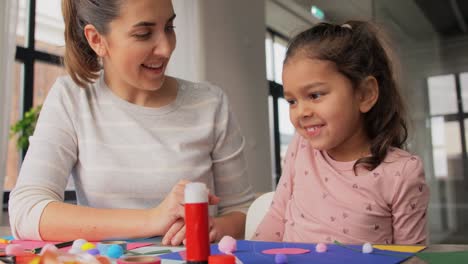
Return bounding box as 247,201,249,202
416,251,468,264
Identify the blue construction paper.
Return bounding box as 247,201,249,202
158,240,413,264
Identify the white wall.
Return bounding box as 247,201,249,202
169,0,272,193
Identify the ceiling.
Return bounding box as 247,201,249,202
292,0,468,41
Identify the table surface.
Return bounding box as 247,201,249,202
405,244,468,263
2,226,466,264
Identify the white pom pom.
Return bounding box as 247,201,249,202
362,242,373,254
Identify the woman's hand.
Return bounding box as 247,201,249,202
162,217,221,246
149,180,189,236
161,189,220,245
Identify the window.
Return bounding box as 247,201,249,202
265,29,295,184
427,73,468,236
5,0,70,199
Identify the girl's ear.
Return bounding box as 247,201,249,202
84,24,107,57
357,76,379,113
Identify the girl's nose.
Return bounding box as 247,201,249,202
298,103,313,119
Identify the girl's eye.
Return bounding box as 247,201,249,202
134,32,151,39
286,99,297,105
309,93,322,100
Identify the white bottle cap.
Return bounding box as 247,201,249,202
185,182,208,203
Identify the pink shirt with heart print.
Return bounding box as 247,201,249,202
253,133,429,244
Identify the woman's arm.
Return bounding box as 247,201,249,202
39,180,187,241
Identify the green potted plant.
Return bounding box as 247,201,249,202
10,105,42,151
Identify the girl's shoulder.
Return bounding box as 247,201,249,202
381,147,423,173
385,147,421,162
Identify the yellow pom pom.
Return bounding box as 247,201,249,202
29,256,41,264
81,242,96,251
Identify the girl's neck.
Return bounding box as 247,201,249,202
325,126,371,162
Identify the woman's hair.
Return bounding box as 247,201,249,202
62,0,122,87
284,21,408,172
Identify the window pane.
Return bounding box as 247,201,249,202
34,62,67,106
16,0,28,47
265,33,274,81
431,117,462,179
5,63,24,190
35,0,65,56
461,73,468,112
278,98,294,160
427,74,458,115
273,37,287,84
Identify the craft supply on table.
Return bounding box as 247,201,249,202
208,254,236,264
185,182,210,264
218,236,237,255
117,256,161,264
315,243,327,253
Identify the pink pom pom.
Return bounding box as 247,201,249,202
6,244,26,256
315,243,327,253
40,244,58,255
218,235,237,255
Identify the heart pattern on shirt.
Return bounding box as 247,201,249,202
352,184,358,189
330,216,336,222
342,212,348,219
374,224,380,230
373,172,380,177
366,204,372,211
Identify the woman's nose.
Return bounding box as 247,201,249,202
152,34,174,58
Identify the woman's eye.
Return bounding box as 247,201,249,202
165,25,176,33
134,32,151,39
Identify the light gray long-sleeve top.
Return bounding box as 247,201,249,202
9,73,255,240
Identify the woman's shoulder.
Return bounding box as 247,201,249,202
175,77,226,101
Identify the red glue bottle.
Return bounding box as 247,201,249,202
185,182,210,264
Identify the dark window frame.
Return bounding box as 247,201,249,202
4,0,75,209
266,28,288,184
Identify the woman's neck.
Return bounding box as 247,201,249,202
103,73,178,108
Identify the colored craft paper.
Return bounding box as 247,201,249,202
0,240,152,251
373,245,426,253
159,240,414,264
416,251,468,264
261,248,310,254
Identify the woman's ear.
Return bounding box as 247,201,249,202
357,76,379,113
83,24,107,57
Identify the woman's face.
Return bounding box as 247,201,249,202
100,0,176,93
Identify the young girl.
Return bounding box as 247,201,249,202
9,0,254,244
254,21,429,245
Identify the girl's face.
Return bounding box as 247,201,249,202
282,55,371,161
100,0,176,93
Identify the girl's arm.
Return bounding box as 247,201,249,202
391,156,430,244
